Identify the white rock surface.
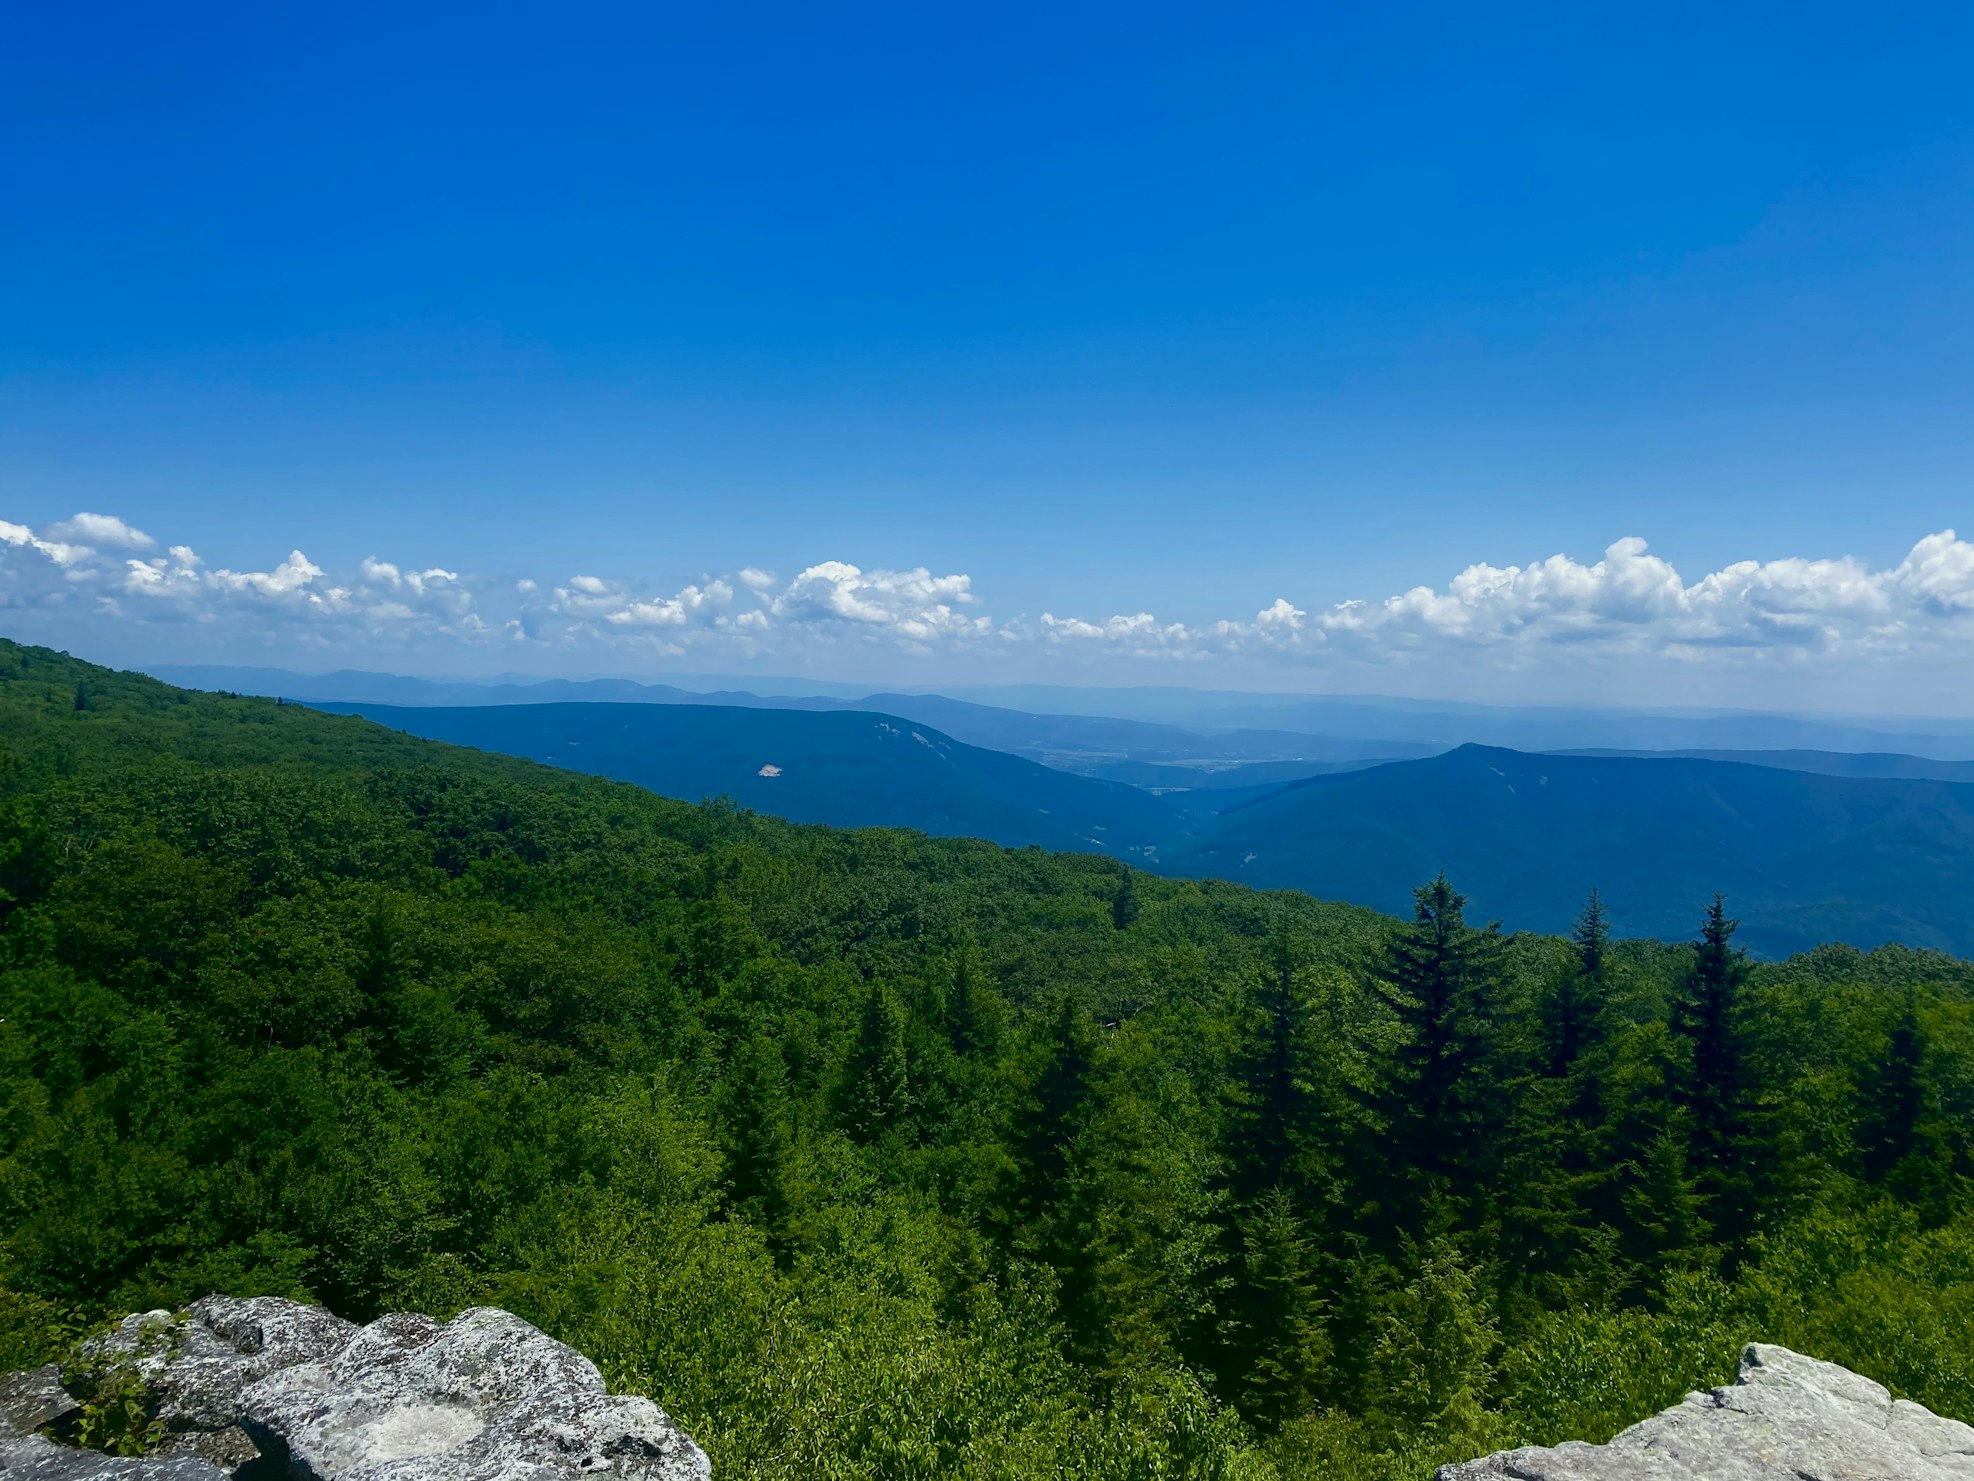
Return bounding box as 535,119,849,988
0,1299,709,1481
87,1295,358,1469
238,1306,709,1481
1439,1342,1974,1480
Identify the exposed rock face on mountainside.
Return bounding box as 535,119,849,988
1439,1342,1974,1480
0,1297,710,1480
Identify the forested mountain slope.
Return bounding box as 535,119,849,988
313,698,1182,859
3,639,1974,1481
1174,744,1974,958
309,695,1974,956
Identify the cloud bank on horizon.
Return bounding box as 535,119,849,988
4,511,1973,698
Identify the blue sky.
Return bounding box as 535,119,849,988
3,1,1972,707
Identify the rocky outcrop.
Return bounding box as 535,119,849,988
0,1433,227,1480
239,1307,708,1480
0,1369,81,1439
0,1299,709,1480
1439,1342,1974,1480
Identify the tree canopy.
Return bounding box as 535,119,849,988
3,639,1973,1480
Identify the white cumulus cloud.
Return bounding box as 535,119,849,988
6,509,1974,692
1033,532,1974,669
1,520,93,569
46,512,156,549
773,562,990,644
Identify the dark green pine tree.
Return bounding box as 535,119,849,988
724,1032,796,1238
1858,991,1927,1184
1574,888,1608,972
1221,1185,1331,1428
1111,869,1141,930
946,935,1006,1062
1544,889,1611,1078
1669,895,1758,1253
1362,874,1506,1224
1205,931,1331,1421
844,981,912,1141
1854,989,1951,1217
1226,929,1308,1203
1012,996,1097,1235
1501,890,1618,1297
1617,1129,1708,1287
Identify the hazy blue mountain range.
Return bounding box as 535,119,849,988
1065,756,1393,791
149,664,1428,784
146,663,878,702
1170,744,1974,959
1555,748,1974,784
311,695,1974,958
317,700,1181,859
1115,696,1974,758
149,665,766,709
154,664,1974,760
159,667,1974,957
822,698,1433,773
934,683,1974,748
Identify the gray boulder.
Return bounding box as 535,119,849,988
0,1368,80,1437
0,1428,226,1479
0,1362,223,1480
0,1299,708,1481
238,1306,708,1481
84,1296,359,1469
1438,1342,1974,1480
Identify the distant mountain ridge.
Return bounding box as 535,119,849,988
154,667,1974,958
152,663,1974,759
317,699,1184,860
151,664,1422,787
1554,748,1974,784
1171,744,1974,958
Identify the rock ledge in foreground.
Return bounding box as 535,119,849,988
0,1298,709,1480
1438,1342,1974,1480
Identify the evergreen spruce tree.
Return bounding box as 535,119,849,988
1618,1130,1708,1289
946,934,1006,1062
1220,1185,1331,1427
1670,896,1757,1253
1205,931,1330,1417
1574,887,1608,973
1854,988,1951,1216
1362,875,1506,1222
1545,888,1611,1077
1055,1076,1214,1377
1012,996,1096,1232
1504,889,1620,1292
1366,1239,1497,1440
1111,869,1140,930
844,980,912,1141
725,1032,796,1237
1226,929,1307,1203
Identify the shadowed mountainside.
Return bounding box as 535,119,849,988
1172,743,1974,958
317,698,1185,859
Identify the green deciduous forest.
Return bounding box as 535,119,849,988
3,639,1973,1479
